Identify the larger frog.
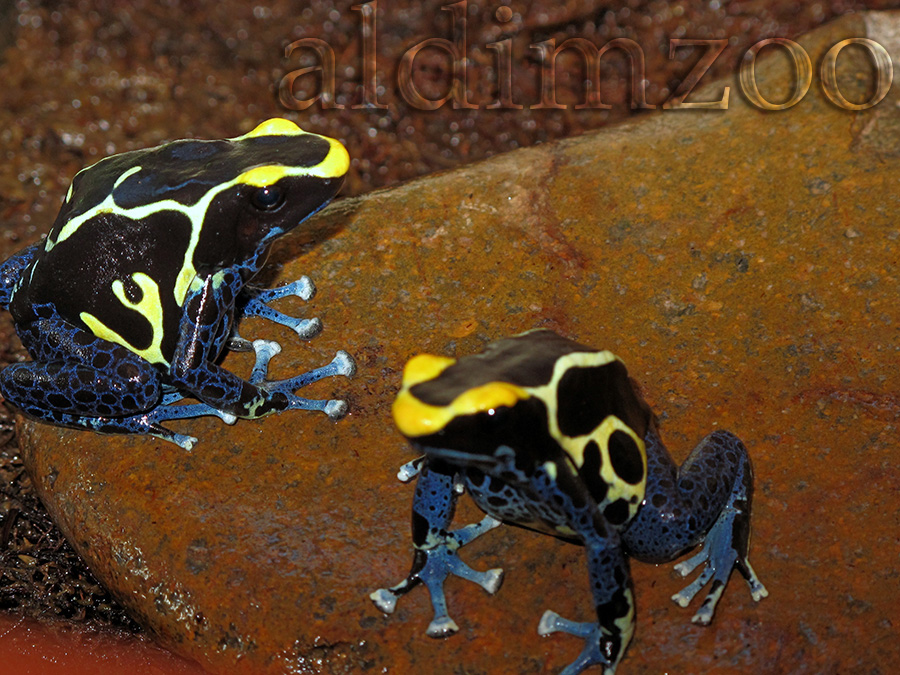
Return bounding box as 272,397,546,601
0,119,355,449
371,329,767,675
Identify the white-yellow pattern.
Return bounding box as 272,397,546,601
80,272,168,365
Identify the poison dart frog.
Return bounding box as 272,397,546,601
371,329,767,675
0,118,355,449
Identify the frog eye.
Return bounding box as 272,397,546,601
250,186,285,211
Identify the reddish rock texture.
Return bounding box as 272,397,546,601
13,12,900,675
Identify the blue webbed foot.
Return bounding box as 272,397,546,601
370,514,504,637
231,277,323,350
671,503,768,624
538,612,617,675
137,339,355,446
250,339,356,421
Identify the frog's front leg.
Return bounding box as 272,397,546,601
370,462,503,637
229,276,322,351
0,243,40,307
522,466,635,675
623,428,768,624
172,276,354,422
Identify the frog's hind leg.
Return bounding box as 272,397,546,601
0,351,199,448
230,277,322,350
369,462,503,637
622,428,767,624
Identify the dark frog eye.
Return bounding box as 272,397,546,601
250,186,285,211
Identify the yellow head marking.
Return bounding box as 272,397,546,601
402,354,456,388
232,119,349,180
317,137,350,178
235,140,348,185
393,380,529,438
241,118,307,138
237,165,291,187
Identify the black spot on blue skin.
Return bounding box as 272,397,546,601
411,511,429,545
47,393,72,409
73,330,94,346
604,499,630,526
205,385,226,400
608,430,644,485
117,361,142,381
12,369,34,386
92,352,111,369
74,390,97,404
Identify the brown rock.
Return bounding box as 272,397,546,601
17,12,900,674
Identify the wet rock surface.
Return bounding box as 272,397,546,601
13,11,900,675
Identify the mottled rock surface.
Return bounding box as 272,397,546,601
17,12,900,674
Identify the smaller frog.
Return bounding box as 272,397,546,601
0,119,355,449
371,329,767,675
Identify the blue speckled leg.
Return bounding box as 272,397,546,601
0,361,206,450
517,462,634,675
172,274,355,424
0,244,39,307
249,338,356,420
370,462,503,637
148,339,355,438
229,277,322,351
622,428,768,624
0,311,199,446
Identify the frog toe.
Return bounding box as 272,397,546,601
537,612,614,675
264,350,356,395
250,339,282,383
324,399,348,420
292,316,322,339
396,457,426,482
426,615,459,638
332,350,357,377
743,560,769,602
480,567,504,594
443,552,504,594
369,588,399,614
171,432,199,451
671,505,767,623
281,276,316,302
